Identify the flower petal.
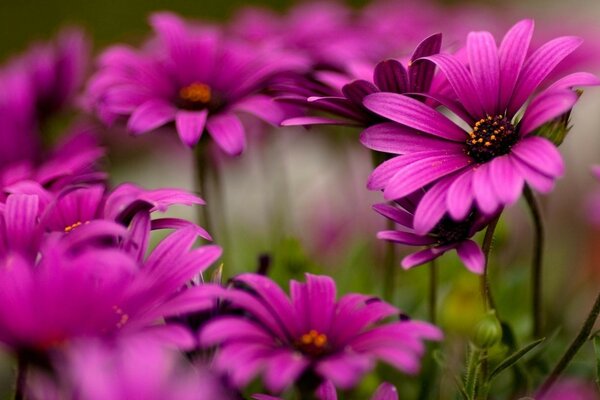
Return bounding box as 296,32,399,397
413,174,456,235
206,113,246,156
360,122,460,154
377,230,436,246
498,19,534,108
467,31,499,115
510,136,564,177
127,99,176,135
456,240,485,274
372,383,399,400
446,169,475,220
363,93,466,141
372,203,413,228
519,90,578,135
374,59,408,93
472,163,501,214
489,155,524,204
409,33,442,93
401,246,453,269
175,109,208,147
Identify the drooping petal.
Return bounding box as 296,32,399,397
489,155,524,204
363,93,466,141
263,350,309,393
372,203,413,228
373,59,408,93
472,164,501,214
401,246,453,269
282,116,359,127
360,122,461,154
206,113,246,156
377,231,437,246
498,19,534,109
413,173,456,234
511,156,555,193
315,353,373,389
175,109,208,147
127,99,176,135
509,36,583,114
316,381,338,400
510,136,564,177
372,383,399,400
456,240,485,274
384,153,471,200
446,169,475,220
368,151,451,190
467,31,499,115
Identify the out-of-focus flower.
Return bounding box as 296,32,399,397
281,33,442,127
86,12,302,155
537,378,598,400
373,199,492,273
28,336,233,400
199,273,442,393
253,380,398,400
363,20,598,230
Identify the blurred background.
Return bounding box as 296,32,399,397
2,0,600,398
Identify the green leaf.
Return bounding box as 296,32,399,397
490,338,546,381
592,335,600,390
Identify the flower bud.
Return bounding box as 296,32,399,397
472,310,502,349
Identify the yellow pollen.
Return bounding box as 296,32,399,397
299,329,328,348
490,135,496,140
484,141,491,146
179,83,212,104
64,221,83,233
478,138,483,143
113,306,129,329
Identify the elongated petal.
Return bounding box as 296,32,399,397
206,113,246,156
127,99,176,134
510,136,564,177
377,230,436,246
264,350,309,393
413,174,456,234
234,94,288,125
421,54,485,118
546,71,600,92
372,383,399,400
360,122,460,154
446,169,475,220
409,33,442,93
384,153,471,200
175,109,208,147
509,36,583,114
401,246,452,269
315,354,373,389
511,156,555,193
316,381,337,400
456,240,485,274
342,80,379,105
374,59,408,93
472,164,501,214
368,152,450,190
372,203,413,228
467,31,499,115
498,19,534,108
282,116,358,127
363,93,466,141
519,90,577,135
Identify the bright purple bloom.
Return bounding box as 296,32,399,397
86,12,302,155
253,380,398,400
281,33,442,127
537,379,598,400
28,336,233,400
199,273,442,393
362,20,599,230
374,200,492,273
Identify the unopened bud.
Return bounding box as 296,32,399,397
472,310,502,349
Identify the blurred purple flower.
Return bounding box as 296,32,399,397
254,380,398,400
86,12,302,155
281,33,442,127
537,378,598,400
363,20,599,228
199,273,442,393
373,200,492,273
29,336,233,400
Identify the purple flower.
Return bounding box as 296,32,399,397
362,20,599,230
281,33,442,127
28,336,233,400
86,12,302,155
199,273,442,393
253,380,398,400
373,200,492,273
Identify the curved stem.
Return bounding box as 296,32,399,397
538,290,600,396
481,215,500,312
524,185,544,338
14,356,27,400
429,259,438,324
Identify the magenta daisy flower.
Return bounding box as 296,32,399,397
281,33,442,127
373,200,493,274
199,273,442,393
362,20,599,229
86,12,302,155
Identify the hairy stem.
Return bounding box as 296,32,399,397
481,215,500,311
524,185,544,338
538,290,600,396
429,259,438,324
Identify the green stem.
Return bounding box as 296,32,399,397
383,216,397,302
193,142,214,237
481,215,500,311
429,259,438,324
524,185,544,338
14,356,27,400
537,290,600,396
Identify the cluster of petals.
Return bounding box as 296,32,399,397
199,273,442,393
254,380,398,400
86,12,304,155
362,19,599,231
0,183,220,353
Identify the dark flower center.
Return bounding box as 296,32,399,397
434,215,473,245
295,329,329,357
177,82,213,110
465,115,518,163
